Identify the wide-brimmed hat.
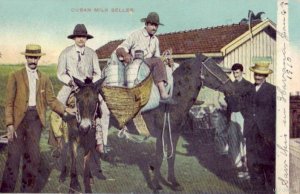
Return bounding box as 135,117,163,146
67,24,93,39
140,12,164,26
21,44,46,57
249,57,273,74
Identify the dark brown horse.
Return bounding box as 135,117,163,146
104,53,235,192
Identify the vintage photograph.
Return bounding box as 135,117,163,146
0,0,297,193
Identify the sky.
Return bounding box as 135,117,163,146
0,0,299,90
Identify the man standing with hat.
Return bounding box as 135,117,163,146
52,24,108,179
0,44,75,192
243,57,276,191
115,12,175,104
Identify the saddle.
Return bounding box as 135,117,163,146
102,50,176,136
101,73,153,129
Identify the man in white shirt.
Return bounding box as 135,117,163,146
52,24,108,179
115,12,175,104
1,44,75,192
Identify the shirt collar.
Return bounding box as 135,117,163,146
142,28,155,39
236,77,243,82
25,65,39,80
75,44,85,55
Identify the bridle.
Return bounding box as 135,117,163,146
74,89,99,130
200,57,231,90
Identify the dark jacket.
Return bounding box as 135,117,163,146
243,81,276,139
225,78,252,115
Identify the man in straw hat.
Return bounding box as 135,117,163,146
51,24,108,179
115,12,176,104
0,44,76,192
243,57,276,191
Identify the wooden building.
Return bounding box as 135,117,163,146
96,19,276,84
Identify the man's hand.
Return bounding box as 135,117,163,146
96,144,104,154
116,47,133,65
68,80,77,88
7,125,17,142
65,107,77,115
123,53,133,64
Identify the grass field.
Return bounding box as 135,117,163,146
0,65,254,193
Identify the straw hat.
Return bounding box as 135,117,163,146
249,57,273,74
21,44,46,56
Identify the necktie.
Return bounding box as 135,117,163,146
77,51,81,62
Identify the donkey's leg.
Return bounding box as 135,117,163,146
69,141,81,193
83,151,92,193
167,132,183,190
59,140,69,183
152,132,164,191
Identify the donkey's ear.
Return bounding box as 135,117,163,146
73,77,85,88
93,77,106,92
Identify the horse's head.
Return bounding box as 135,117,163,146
73,77,104,134
198,54,235,95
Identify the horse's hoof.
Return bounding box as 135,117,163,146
167,177,184,191
153,183,163,192
59,169,67,183
94,170,107,180
85,187,92,193
70,180,81,193
171,184,184,191
59,176,66,183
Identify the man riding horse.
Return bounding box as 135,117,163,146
113,12,176,105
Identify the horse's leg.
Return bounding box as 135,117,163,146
83,151,92,193
167,132,183,191
152,132,164,191
69,141,81,193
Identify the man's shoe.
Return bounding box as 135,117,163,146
160,97,177,105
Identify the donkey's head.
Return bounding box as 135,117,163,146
73,77,104,134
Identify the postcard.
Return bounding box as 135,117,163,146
0,0,298,193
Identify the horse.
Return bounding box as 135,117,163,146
63,77,104,193
102,53,235,192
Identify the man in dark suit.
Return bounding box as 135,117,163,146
226,63,252,179
0,44,75,192
243,61,276,191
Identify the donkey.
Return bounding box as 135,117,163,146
104,53,235,192
64,77,104,193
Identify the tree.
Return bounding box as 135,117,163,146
240,10,265,24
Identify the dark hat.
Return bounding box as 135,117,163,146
140,12,164,26
67,24,94,39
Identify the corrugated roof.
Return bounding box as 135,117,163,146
96,21,262,59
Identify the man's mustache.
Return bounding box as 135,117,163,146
29,63,37,66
